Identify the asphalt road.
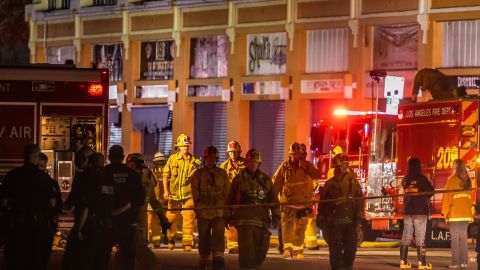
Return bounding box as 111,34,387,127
1,246,476,270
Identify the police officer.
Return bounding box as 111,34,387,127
220,140,245,254
105,145,145,270
300,143,320,250
149,151,168,247
2,144,56,270
226,149,280,270
317,154,364,270
163,134,201,251
273,142,321,259
192,146,230,270
125,153,165,270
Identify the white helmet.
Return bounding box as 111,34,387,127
153,152,166,166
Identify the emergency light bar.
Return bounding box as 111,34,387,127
333,109,391,116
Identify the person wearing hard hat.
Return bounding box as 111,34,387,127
317,153,364,270
273,142,321,259
300,143,320,250
149,152,168,247
163,134,201,251
124,153,168,270
225,149,280,270
192,146,230,270
220,140,245,254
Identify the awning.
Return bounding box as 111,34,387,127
131,105,170,133
109,107,120,125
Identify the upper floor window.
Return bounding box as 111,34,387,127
93,0,117,6
48,0,70,10
442,20,480,68
306,28,349,73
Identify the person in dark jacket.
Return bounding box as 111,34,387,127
317,154,364,270
106,145,145,270
400,157,434,269
2,144,56,270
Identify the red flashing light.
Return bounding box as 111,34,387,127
88,83,104,96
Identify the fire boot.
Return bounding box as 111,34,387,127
399,245,411,268
417,245,432,269
212,253,225,270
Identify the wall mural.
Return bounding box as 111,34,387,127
190,35,228,78
373,24,418,70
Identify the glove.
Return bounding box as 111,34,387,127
224,216,232,230
271,215,280,229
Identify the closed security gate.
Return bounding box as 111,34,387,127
250,100,285,177
194,102,227,162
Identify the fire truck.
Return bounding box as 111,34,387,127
0,65,109,246
312,99,479,245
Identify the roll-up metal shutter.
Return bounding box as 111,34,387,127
108,123,122,150
250,100,285,177
194,102,227,163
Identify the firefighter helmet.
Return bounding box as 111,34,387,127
332,153,348,167
126,153,147,167
288,142,302,155
204,146,219,160
175,134,192,147
246,149,262,163
332,145,343,157
227,140,241,152
153,152,167,166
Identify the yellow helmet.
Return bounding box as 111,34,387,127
332,145,343,157
227,141,241,152
175,133,192,147
288,142,302,155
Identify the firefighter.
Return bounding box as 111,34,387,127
125,153,167,270
300,143,320,250
226,149,280,270
163,134,201,251
273,142,321,259
149,151,168,247
317,153,364,270
192,146,230,270
220,140,245,254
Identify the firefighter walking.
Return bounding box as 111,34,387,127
150,152,168,247
273,142,321,259
163,134,201,251
192,146,230,270
226,149,280,270
317,154,364,270
220,140,245,254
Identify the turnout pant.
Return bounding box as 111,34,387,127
166,198,195,246
304,213,318,249
322,223,358,270
225,225,239,251
197,217,225,267
148,210,162,245
237,225,271,269
281,211,308,254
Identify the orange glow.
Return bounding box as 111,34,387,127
88,83,103,96
398,110,404,120
333,109,389,116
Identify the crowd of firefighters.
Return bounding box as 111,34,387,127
0,131,478,270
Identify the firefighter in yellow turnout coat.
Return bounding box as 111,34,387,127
192,146,230,270
273,142,321,259
163,134,201,251
149,152,169,247
220,141,245,254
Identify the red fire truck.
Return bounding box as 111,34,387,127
312,99,479,245
0,65,109,246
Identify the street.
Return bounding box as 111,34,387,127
1,246,476,270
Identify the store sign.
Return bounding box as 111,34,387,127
92,44,123,82
301,79,344,94
247,32,287,75
140,41,174,80
448,75,480,89
373,25,418,70
242,81,281,95
46,46,76,64
190,36,228,78
135,85,169,99
187,85,222,97
0,104,36,160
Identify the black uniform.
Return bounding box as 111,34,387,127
2,163,55,270
105,163,145,270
